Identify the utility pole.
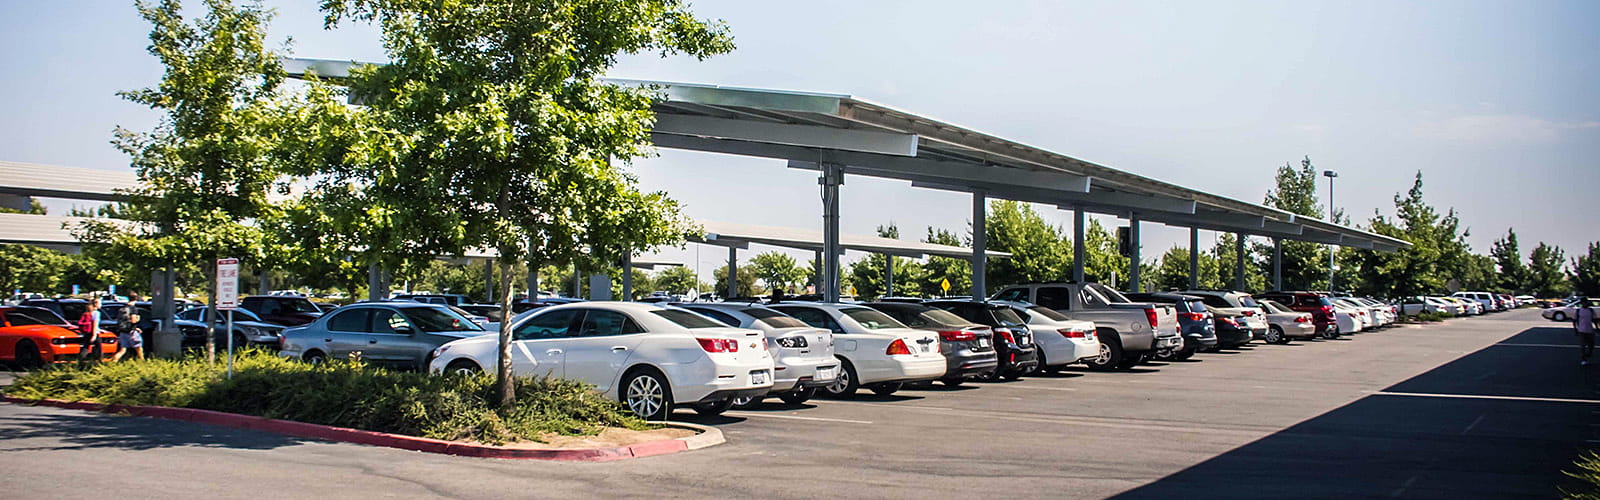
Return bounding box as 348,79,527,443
1323,169,1339,293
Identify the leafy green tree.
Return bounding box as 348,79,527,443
398,260,489,299
1457,253,1498,292
1572,243,1600,297
650,266,701,295
1082,219,1129,285
1353,172,1451,299
1151,246,1224,291
748,252,806,293
1527,242,1569,297
920,227,972,297
74,0,290,359
845,224,925,300
713,265,762,298
319,0,733,405
0,245,73,293
1490,229,1527,293
984,200,1069,292
0,199,47,215
1213,233,1266,292
1254,156,1331,290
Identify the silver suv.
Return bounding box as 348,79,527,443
279,302,487,370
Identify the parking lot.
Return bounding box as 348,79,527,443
0,309,1590,499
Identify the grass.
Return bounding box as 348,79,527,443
4,349,651,444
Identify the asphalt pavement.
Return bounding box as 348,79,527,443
0,308,1592,499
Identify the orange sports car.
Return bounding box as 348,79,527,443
0,306,117,368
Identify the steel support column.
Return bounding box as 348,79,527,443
1072,209,1086,283
820,163,844,302
727,246,738,299
367,261,387,300
1128,215,1142,293
1234,234,1247,290
1272,238,1283,291
971,192,987,301
885,254,894,298
1189,228,1199,289
622,252,634,301
571,264,581,298
814,251,824,295
257,269,271,296
484,258,496,303
527,261,539,298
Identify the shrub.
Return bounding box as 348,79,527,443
1406,312,1451,323
5,349,651,444
1565,451,1600,499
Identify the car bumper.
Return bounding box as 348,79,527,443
665,361,775,404
857,355,947,385
999,345,1040,374
1286,323,1318,338
1035,336,1098,366
771,355,839,392
945,350,1000,378
1216,329,1253,346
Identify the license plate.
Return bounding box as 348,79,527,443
750,370,770,385
920,344,931,353
976,337,990,348
815,366,837,381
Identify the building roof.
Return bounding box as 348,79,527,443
0,160,135,202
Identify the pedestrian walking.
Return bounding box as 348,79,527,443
76,297,103,364
113,311,145,361
1577,298,1597,366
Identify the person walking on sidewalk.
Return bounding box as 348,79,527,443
1577,298,1597,366
76,297,103,364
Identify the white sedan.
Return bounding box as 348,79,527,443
428,302,774,421
769,302,946,397
993,300,1100,372
1332,301,1367,334
675,302,839,407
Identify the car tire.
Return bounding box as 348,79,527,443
1554,311,1568,322
1264,326,1286,345
1116,351,1147,370
823,357,859,398
14,340,42,370
870,382,902,396
941,377,965,387
1084,333,1122,371
692,398,735,416
1002,370,1024,381
778,387,816,406
232,332,249,351
730,394,761,409
303,350,328,365
621,368,674,421
445,359,481,375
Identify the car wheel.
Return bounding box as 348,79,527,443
941,377,965,387
1554,311,1568,322
870,382,902,396
445,359,481,375
692,398,735,416
14,340,42,370
823,357,859,397
232,332,249,351
777,387,816,406
1116,352,1147,370
303,350,327,365
1172,345,1196,361
730,394,761,409
1264,326,1285,345
622,369,674,421
1002,370,1024,381
1084,335,1122,371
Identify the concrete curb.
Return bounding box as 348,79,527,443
1,396,724,461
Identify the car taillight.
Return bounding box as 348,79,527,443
1218,317,1239,327
1242,310,1255,316
697,338,739,353
1059,328,1089,338
1294,315,1310,323
1144,308,1159,329
994,328,1016,344
775,336,808,348
1182,312,1206,321
939,330,977,341
886,339,913,355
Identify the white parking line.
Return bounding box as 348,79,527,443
1375,391,1600,404
723,411,873,425
1494,343,1579,348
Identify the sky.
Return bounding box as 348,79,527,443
2,0,1597,286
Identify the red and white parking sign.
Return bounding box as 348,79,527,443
216,258,240,310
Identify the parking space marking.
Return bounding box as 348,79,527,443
816,400,953,411
1375,391,1600,404
723,411,873,424
1494,343,1579,348
816,399,1266,436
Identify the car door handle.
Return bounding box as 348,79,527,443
546,349,563,355
368,340,378,344
611,346,628,352
324,338,332,342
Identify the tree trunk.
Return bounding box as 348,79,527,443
495,258,518,408
204,258,217,364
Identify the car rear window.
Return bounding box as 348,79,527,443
1238,295,1259,307
652,309,729,329
991,307,1026,326
896,308,968,329
841,308,907,330
5,308,69,326
1184,299,1208,313
742,308,809,329
403,307,483,332
1027,306,1071,322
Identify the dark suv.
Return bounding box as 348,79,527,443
865,302,999,386
925,300,1039,380
1124,293,1214,360
239,296,325,327
1257,291,1338,338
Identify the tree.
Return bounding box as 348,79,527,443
1352,172,1447,299
650,266,700,294
1213,233,1266,292
0,245,73,293
920,227,972,297
985,200,1069,292
1151,246,1224,291
844,224,925,300
319,0,733,406
713,265,761,298
1081,219,1129,285
75,0,291,360
1527,242,1569,297
0,199,47,215
1490,229,1527,293
1255,156,1331,290
748,251,805,293
1572,243,1600,297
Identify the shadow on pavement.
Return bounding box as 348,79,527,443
1111,326,1597,499
0,406,313,452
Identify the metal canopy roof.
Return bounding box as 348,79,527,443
281,58,1406,252
0,161,134,202
693,220,1007,259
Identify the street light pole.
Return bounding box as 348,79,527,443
1323,169,1339,293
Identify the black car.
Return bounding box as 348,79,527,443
924,300,1039,380
1125,292,1215,360
1211,312,1253,349
865,302,999,386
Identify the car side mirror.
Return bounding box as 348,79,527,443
395,326,416,335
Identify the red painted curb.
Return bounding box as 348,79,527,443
2,396,696,461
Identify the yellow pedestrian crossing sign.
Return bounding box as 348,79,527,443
940,278,951,293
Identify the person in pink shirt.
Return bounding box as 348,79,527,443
1577,298,1596,366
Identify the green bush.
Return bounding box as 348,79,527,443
1565,451,1600,499
5,349,651,444
1408,311,1452,322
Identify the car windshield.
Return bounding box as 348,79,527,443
841,308,907,330
652,309,729,329
1238,295,1260,307
402,307,483,332
1086,283,1131,303
1027,306,1072,322
992,307,1026,326
742,308,808,329
1262,300,1291,314
280,299,322,314
6,308,69,326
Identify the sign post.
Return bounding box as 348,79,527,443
216,258,240,378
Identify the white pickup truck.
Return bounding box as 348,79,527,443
991,282,1182,370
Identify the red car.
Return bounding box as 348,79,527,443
1256,291,1339,337
0,306,117,368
